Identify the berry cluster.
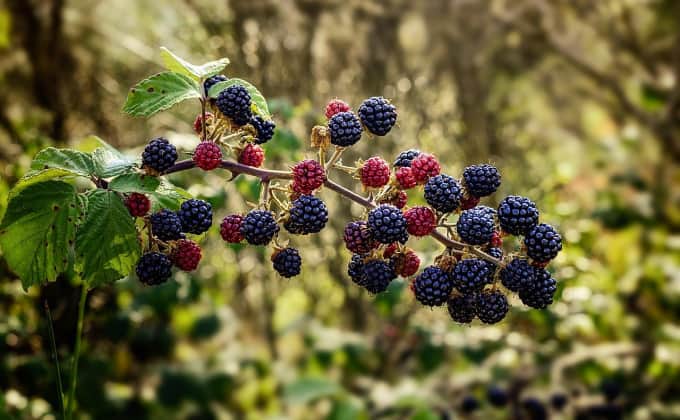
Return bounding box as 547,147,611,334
130,88,562,325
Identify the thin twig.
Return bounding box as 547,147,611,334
44,300,66,420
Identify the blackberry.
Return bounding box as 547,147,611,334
357,96,397,136
379,190,408,209
497,195,539,235
447,294,477,323
519,267,557,309
150,209,183,241
452,258,492,294
328,111,363,147
250,115,276,144
272,247,302,278
203,74,228,95
424,174,463,213
284,195,328,235
456,206,496,245
411,153,440,183
343,221,377,254
238,143,264,167
392,249,420,277
361,259,396,294
240,209,279,245
347,254,366,286
125,192,150,217
193,112,214,135
324,99,351,119
524,223,562,262
463,164,501,197
393,149,420,168
170,239,202,271
500,258,535,292
476,291,509,324
461,396,480,413
292,159,326,194
483,247,504,275
136,252,173,286
521,398,548,420
487,386,509,407
404,206,436,236
359,156,390,188
216,84,252,125
367,204,408,244
142,137,178,173
193,141,222,171
413,266,454,306
220,214,244,243
178,199,213,234
600,379,622,402
550,393,568,411
395,167,416,189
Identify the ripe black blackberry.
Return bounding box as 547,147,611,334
487,386,509,407
447,293,477,323
178,199,213,234
393,149,421,167
476,291,509,324
142,137,178,173
250,115,276,144
456,206,496,245
524,223,562,262
361,259,396,294
328,111,363,147
497,195,539,236
463,164,501,197
519,267,557,309
216,84,252,125
500,258,535,292
136,252,173,286
424,174,462,213
240,209,279,245
452,258,492,294
203,74,228,95
357,96,397,136
150,209,184,241
412,266,454,306
460,396,480,413
521,398,548,420
348,254,367,286
343,221,377,254
284,195,328,234
272,248,302,278
550,393,568,411
367,204,408,244
482,246,503,275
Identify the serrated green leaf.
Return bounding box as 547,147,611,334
0,181,80,290
160,47,229,81
150,179,192,211
208,78,270,118
109,173,160,193
92,147,137,178
284,378,340,404
75,190,141,287
123,71,201,117
31,147,95,177
10,168,78,198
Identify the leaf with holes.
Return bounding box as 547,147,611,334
123,71,201,117
208,78,271,118
0,181,81,290
31,147,95,177
75,190,141,287
160,47,229,80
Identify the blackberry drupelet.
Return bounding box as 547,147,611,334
216,84,252,125
367,204,408,244
413,266,454,306
240,209,279,245
142,137,178,173
456,206,496,245
463,164,501,197
178,199,213,234
452,258,492,294
357,96,397,136
272,248,302,278
284,195,328,234
136,252,173,286
328,111,363,146
150,209,183,241
524,223,562,262
424,174,463,213
476,291,509,324
497,195,539,236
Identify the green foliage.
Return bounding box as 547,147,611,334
75,190,141,287
283,377,340,404
0,181,80,290
109,173,161,193
91,140,137,177
122,71,201,117
31,147,96,177
208,78,271,118
160,47,229,81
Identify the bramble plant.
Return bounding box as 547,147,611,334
0,47,562,418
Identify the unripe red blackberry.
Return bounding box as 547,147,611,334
395,167,416,189
359,157,390,188
404,206,436,237
382,243,398,258
460,195,480,210
324,99,351,119
392,249,420,277
125,193,151,217
490,231,502,248
193,112,214,135
238,143,264,168
411,153,441,184
193,142,222,171
220,214,244,243
292,159,326,194
170,239,202,271
343,221,377,254
379,190,408,209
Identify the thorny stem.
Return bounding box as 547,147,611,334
162,159,504,267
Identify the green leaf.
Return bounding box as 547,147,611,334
123,71,201,117
109,173,160,193
150,179,192,211
75,190,141,287
0,181,80,290
10,168,78,198
284,378,340,404
30,147,95,178
208,78,271,118
160,47,229,80
92,147,137,178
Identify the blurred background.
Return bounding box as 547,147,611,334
1,0,680,419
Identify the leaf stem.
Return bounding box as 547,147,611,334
44,300,66,420
66,286,88,420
